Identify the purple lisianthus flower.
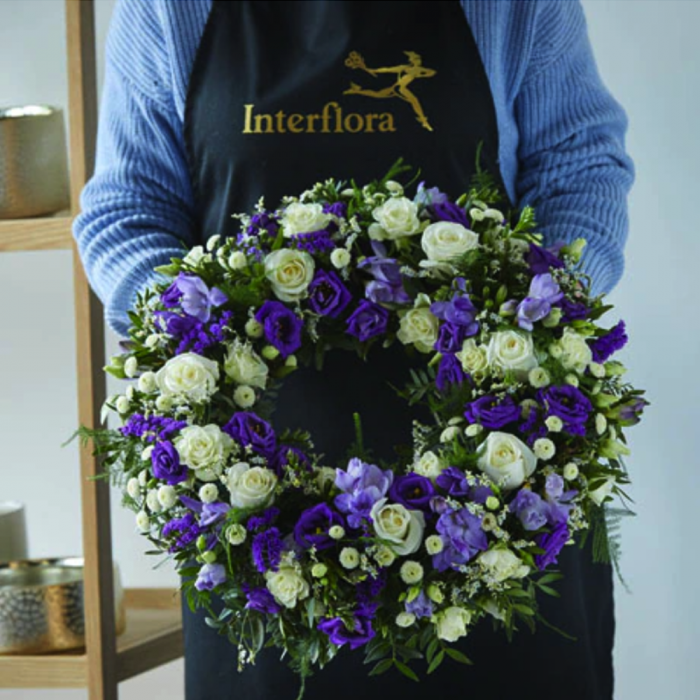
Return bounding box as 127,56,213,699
432,200,470,227
590,320,628,363
173,273,228,323
527,242,565,275
151,441,187,485
405,590,434,619
254,300,303,358
162,512,203,553
324,201,348,218
436,353,467,392
308,270,351,318
161,280,184,308
223,412,277,459
271,444,311,477
510,489,549,531
464,395,521,429
334,458,393,528
538,385,592,435
294,503,345,550
358,242,410,305
436,466,470,497
317,612,375,650
558,296,590,323
194,563,227,591
243,585,282,614
247,507,280,532
154,310,201,338
535,522,570,569
252,527,284,574
516,273,564,331
430,291,479,336
435,322,467,353
389,474,435,512
247,211,279,238
415,181,449,207
346,300,389,341
433,507,488,572
356,570,387,606
292,230,335,254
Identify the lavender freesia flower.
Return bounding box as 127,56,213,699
154,310,200,338
358,242,410,305
535,522,570,569
433,507,488,572
195,562,227,591
526,243,565,275
436,353,467,393
430,291,479,336
317,612,375,649
510,489,549,531
161,280,184,308
414,181,448,207
516,273,564,331
435,322,467,353
243,585,282,614
389,474,435,512
255,300,303,358
308,270,352,318
223,412,277,458
151,441,187,485
173,273,228,323
405,590,434,619
294,503,345,550
346,300,389,341
334,458,393,528
464,394,521,429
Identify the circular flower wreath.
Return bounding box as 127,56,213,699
81,161,647,694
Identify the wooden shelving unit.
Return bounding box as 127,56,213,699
0,2,184,698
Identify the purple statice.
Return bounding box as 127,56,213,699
120,414,188,442
195,562,227,591
294,503,345,551
436,353,467,393
358,241,410,305
516,273,564,331
246,211,280,239
150,441,187,485
510,489,549,531
414,181,449,207
247,507,280,533
430,290,479,337
346,300,389,341
270,444,311,477
251,527,284,574
465,394,521,429
538,385,592,437
557,296,590,323
432,200,470,227
324,201,348,219
291,230,336,254
517,403,548,446
223,411,277,459
405,590,434,620
255,301,303,358
389,474,435,512
174,309,234,355
243,585,282,614
356,569,387,607
526,242,566,275
162,512,204,553
590,320,628,363
535,522,570,569
435,322,467,353
334,458,393,529
317,611,375,650
170,273,228,323
308,270,352,318
432,507,488,572
161,280,184,308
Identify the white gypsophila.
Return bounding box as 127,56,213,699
373,545,397,567
528,367,550,389
589,361,606,379
339,547,360,569
281,202,331,238
138,371,157,393
589,476,615,506
264,248,315,302
595,413,608,435
229,251,248,270
199,483,219,503
557,328,593,374
155,395,173,412
146,489,162,513
455,338,489,377
183,245,212,266
157,485,178,510
563,462,579,481
265,553,310,609
226,462,278,509
421,221,479,262
425,535,444,555
533,438,556,461
440,426,460,443
225,523,247,545
116,395,130,414
433,607,471,642
370,499,425,556
330,248,351,269
486,330,538,377
397,297,439,353
369,196,422,240
175,424,233,481
155,352,220,404
414,450,444,479
478,548,530,582
329,525,345,540
124,356,138,378
396,612,416,628
245,318,264,338
400,561,424,584
126,477,140,500
465,423,483,438
135,510,150,533
476,431,538,490
233,385,256,409
545,416,564,432
224,339,269,388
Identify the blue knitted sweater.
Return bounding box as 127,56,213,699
73,0,635,337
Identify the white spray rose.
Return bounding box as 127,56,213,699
478,548,530,582
486,330,538,377
224,340,269,388
174,424,233,481
265,553,310,609
557,328,593,374
433,607,471,642
370,498,425,556
281,202,331,237
421,221,479,262
155,352,220,403
414,450,444,479
455,339,489,378
233,385,256,408
226,462,278,509
476,431,537,490
369,196,422,240
264,248,315,302
330,248,351,269
397,295,439,353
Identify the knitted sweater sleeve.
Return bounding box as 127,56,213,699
71,0,196,337
513,0,635,296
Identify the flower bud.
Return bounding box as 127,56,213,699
225,523,247,546
245,318,264,338
330,248,351,269
262,345,280,361
124,356,139,378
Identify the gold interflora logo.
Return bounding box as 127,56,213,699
344,51,436,132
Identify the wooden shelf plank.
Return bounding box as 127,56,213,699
0,210,73,251
0,588,183,689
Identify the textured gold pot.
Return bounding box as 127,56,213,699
0,105,70,219
0,557,126,654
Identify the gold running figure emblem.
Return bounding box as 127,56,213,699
344,51,437,132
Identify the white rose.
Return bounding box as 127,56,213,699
476,431,538,490
414,450,444,479
330,248,351,269
557,328,593,374
486,330,538,377
528,367,550,389
226,462,278,509
397,301,439,353
175,424,233,481
455,339,489,378
369,197,422,240
478,548,530,582
281,202,331,237
433,607,471,642
224,340,269,389
265,554,310,609
370,498,425,556
155,352,220,403
264,248,315,302
421,221,479,262
589,476,615,506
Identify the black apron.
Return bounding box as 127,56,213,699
179,2,615,698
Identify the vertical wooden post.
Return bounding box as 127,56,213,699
66,1,118,699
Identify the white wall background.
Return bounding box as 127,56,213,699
0,1,696,698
